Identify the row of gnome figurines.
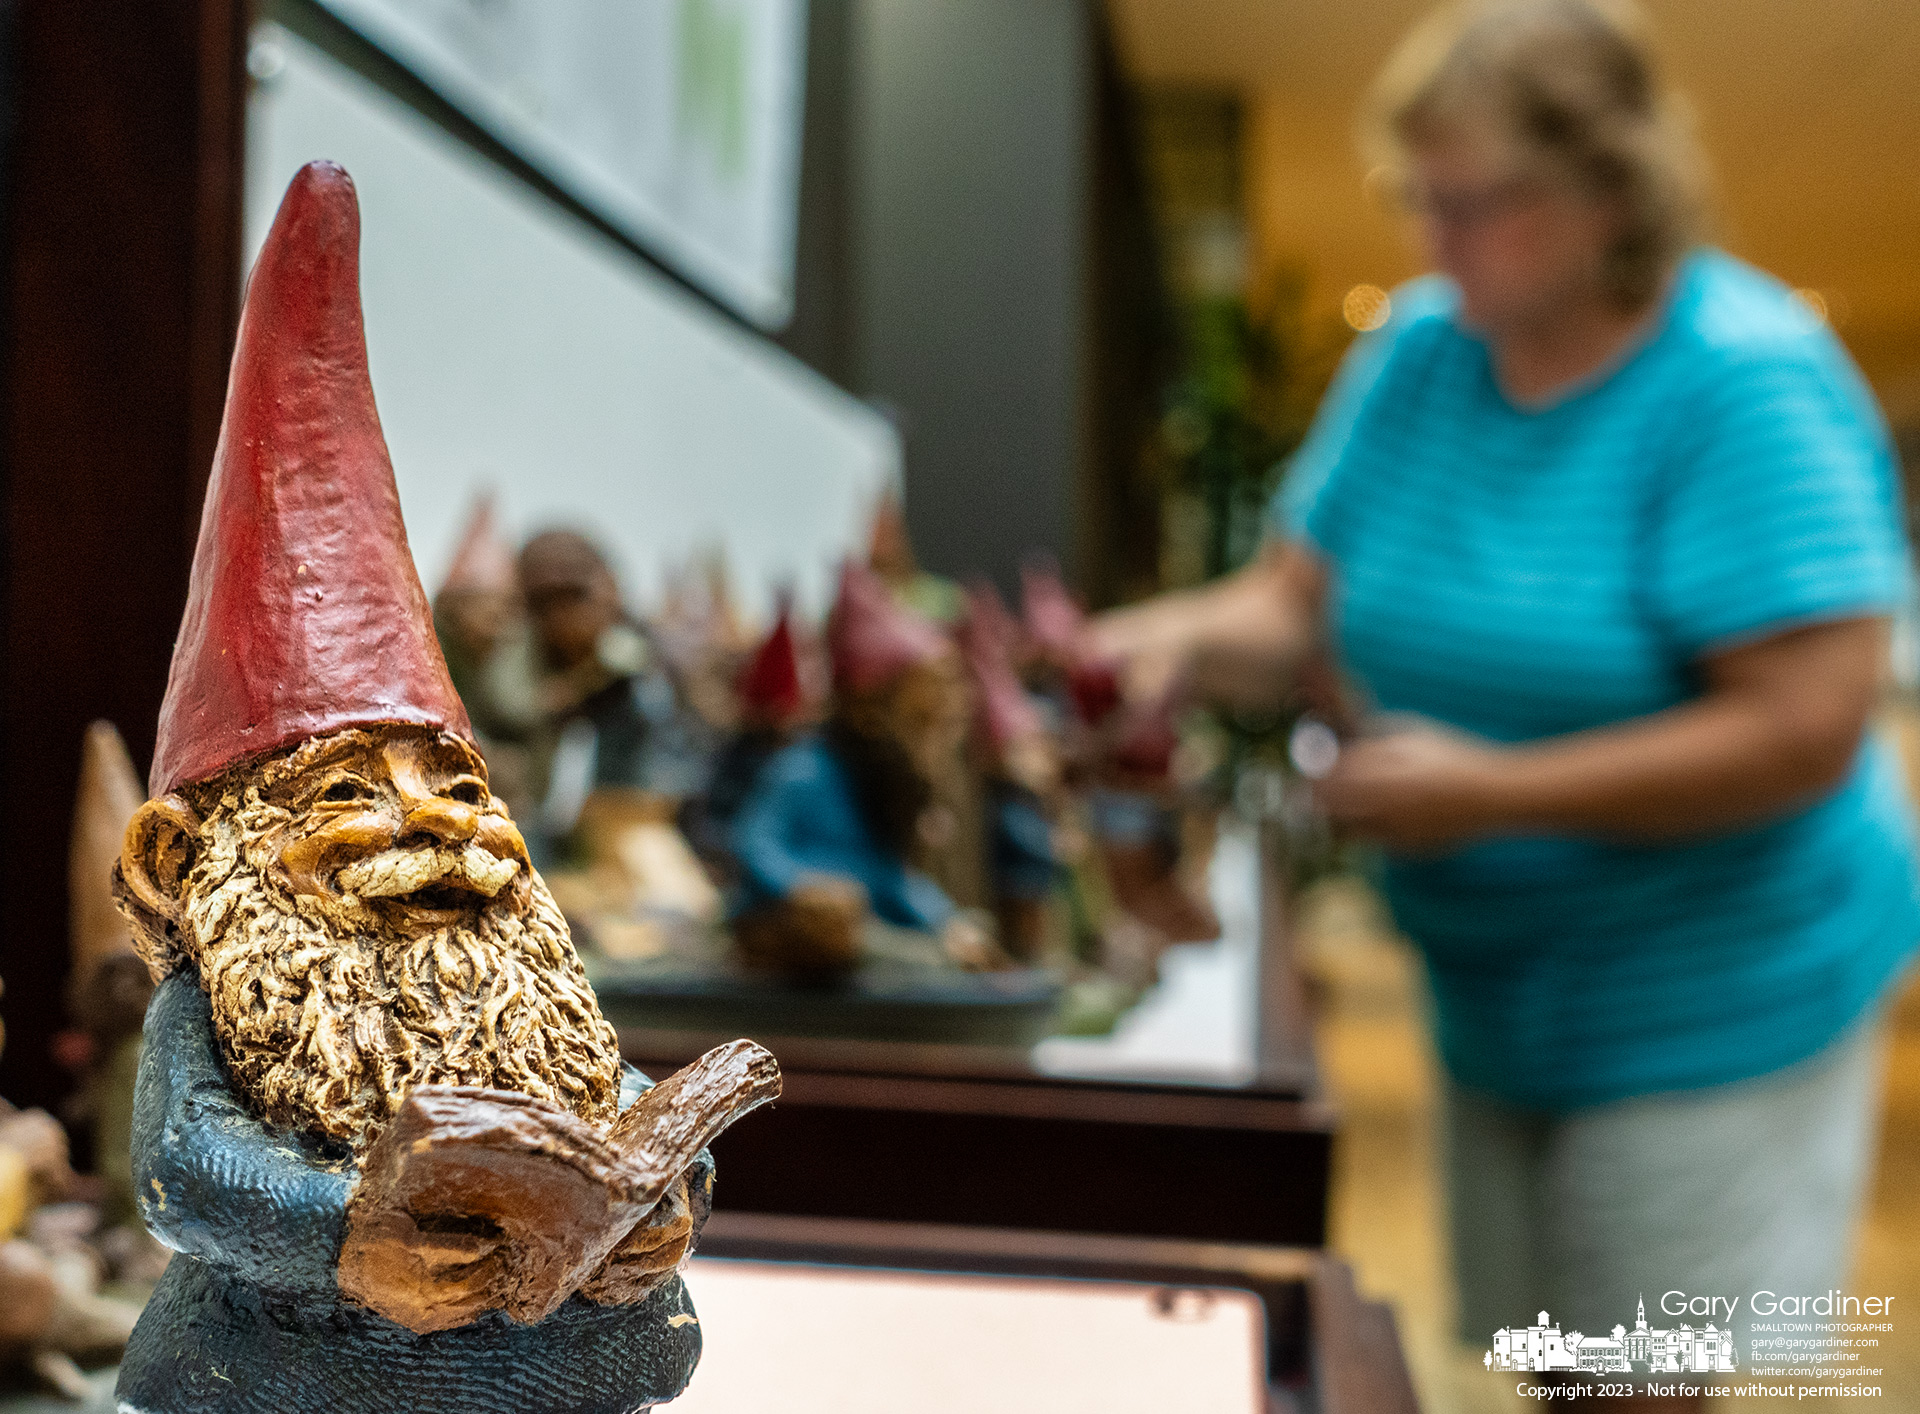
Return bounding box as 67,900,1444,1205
430,489,1223,989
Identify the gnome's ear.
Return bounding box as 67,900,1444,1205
120,795,202,925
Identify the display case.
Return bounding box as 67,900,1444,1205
622,824,1337,1248
687,1213,1420,1413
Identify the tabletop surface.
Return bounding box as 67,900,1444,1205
621,821,1322,1100
671,1256,1268,1413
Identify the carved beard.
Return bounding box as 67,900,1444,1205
175,798,623,1158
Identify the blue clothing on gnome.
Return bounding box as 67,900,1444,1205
989,784,1060,902
729,732,958,933
728,561,970,936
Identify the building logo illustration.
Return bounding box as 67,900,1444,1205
1486,1297,1737,1375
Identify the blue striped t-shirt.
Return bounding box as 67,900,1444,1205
1278,249,1920,1110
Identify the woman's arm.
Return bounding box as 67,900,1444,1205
1090,541,1326,713
1319,616,1889,851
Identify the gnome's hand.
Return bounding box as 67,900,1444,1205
774,874,868,975
339,1086,643,1334
734,872,867,976
577,1177,694,1307
336,1201,509,1331
939,911,1008,972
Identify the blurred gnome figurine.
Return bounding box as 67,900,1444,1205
433,493,519,711
66,721,155,1227
651,550,756,732
958,586,1063,963
1022,560,1220,947
685,594,813,870
866,485,963,626
729,562,999,976
110,162,780,1414
0,976,146,1401
431,495,544,821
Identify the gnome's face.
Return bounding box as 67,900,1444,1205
999,729,1062,799
118,726,620,1155
436,586,516,663
253,727,529,929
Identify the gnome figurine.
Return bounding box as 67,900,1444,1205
65,722,155,1227
683,594,814,873
0,973,147,1401
433,493,520,713
430,497,545,824
958,587,1063,963
110,162,779,1414
728,563,998,976
1021,560,1220,947
866,485,963,627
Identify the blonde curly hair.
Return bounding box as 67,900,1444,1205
1366,0,1710,308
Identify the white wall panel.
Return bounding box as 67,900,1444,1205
246,24,895,619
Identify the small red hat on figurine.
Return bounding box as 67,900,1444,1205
965,577,1027,663
827,560,949,695
1020,556,1086,663
149,161,471,797
736,594,808,727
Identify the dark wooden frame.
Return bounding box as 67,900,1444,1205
694,1211,1420,1411
0,0,249,1114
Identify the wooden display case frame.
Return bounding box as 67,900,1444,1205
695,1211,1420,1413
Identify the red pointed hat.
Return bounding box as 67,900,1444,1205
437,492,515,599
150,161,471,797
736,595,806,726
1020,556,1087,662
958,589,1042,755
1107,699,1178,781
828,561,949,694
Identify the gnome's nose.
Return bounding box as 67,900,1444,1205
399,796,480,848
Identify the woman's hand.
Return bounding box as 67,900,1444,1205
1321,620,1888,848
1086,598,1192,704
1315,720,1511,853
1088,542,1326,715
1316,617,1887,850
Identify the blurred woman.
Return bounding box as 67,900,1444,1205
1096,2,1916,1406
